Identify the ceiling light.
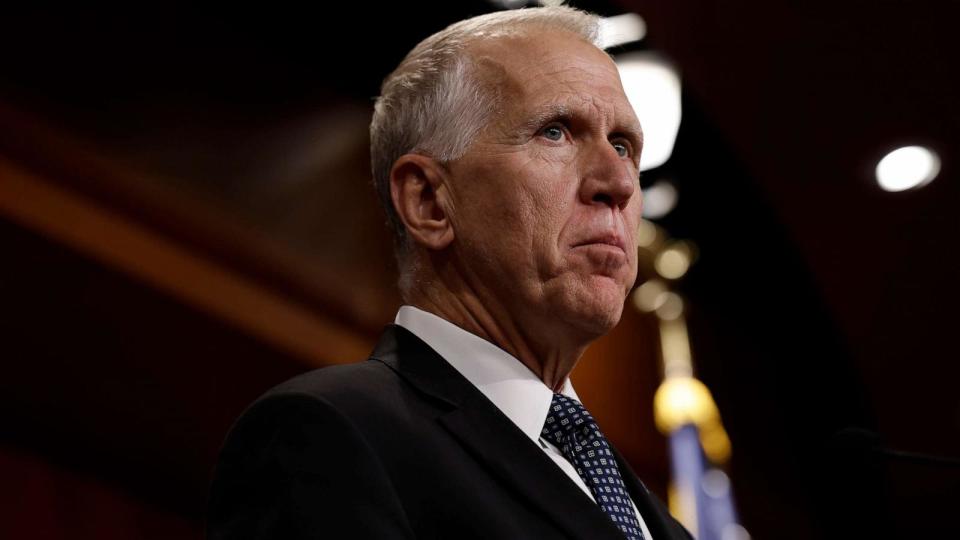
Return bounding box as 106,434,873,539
599,13,647,49
642,180,678,219
616,52,682,171
875,145,941,192
490,0,528,8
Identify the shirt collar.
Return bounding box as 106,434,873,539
395,305,580,444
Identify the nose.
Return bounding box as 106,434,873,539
579,139,638,210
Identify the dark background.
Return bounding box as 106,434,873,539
1,1,958,538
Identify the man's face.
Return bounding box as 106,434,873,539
444,30,643,341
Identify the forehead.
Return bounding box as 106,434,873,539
469,30,638,129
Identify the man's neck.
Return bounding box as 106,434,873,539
405,275,588,393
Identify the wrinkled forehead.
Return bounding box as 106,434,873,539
469,32,619,92
467,31,639,131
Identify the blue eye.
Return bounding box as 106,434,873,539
542,125,564,141
612,141,629,157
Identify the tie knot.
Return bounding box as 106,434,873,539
542,393,603,449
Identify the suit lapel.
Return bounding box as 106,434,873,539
609,444,691,540
439,395,628,540
372,325,626,540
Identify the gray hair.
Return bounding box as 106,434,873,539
369,6,600,256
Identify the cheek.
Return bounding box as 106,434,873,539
623,196,643,238
488,157,570,225
452,173,540,264
516,175,577,251
455,149,579,262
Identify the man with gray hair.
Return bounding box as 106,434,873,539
208,6,692,539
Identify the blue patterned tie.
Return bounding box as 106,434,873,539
542,393,646,540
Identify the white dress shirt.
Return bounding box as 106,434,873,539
395,305,654,539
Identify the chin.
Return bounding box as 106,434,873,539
554,278,628,338
580,298,626,335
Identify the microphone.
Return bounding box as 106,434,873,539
832,427,960,468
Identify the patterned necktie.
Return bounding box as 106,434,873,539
541,393,646,540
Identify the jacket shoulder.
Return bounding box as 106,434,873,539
266,358,394,399
208,359,417,539
247,358,410,423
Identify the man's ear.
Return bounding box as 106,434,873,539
389,154,455,251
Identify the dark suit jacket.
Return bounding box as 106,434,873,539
207,325,692,539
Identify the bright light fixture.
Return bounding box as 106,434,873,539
655,246,690,280
875,145,940,192
642,180,678,219
632,279,668,313
655,291,684,321
615,52,682,171
490,0,527,8
599,13,647,49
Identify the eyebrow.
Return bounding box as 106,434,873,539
520,102,643,147
520,103,572,133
